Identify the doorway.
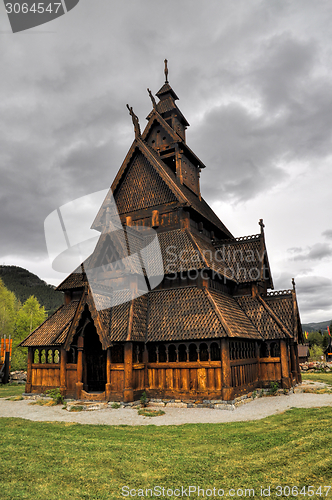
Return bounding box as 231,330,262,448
84,321,106,392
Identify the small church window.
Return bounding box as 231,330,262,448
199,343,209,362
210,342,220,361
178,344,187,362
189,343,198,362
168,344,177,362
158,344,166,363
148,344,156,363
33,349,39,364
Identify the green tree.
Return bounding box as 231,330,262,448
308,331,324,348
12,296,47,371
0,278,20,338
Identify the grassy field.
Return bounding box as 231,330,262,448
1,407,332,500
301,372,332,385
0,383,25,398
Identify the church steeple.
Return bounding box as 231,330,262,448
146,60,189,142
142,60,206,198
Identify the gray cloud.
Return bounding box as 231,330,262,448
295,276,332,315
1,0,332,322
323,230,332,239
291,243,332,261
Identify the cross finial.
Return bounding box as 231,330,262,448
292,278,296,290
164,59,169,83
259,218,265,233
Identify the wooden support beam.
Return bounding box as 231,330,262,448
221,338,233,401
295,344,302,383
152,210,159,228
60,348,67,396
124,342,134,402
75,336,84,399
280,340,291,389
105,348,112,401
25,348,33,393
143,345,148,389
290,343,298,384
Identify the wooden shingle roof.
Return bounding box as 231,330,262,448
147,286,226,342
208,290,262,340
91,138,233,238
214,234,273,286
19,301,80,347
56,263,88,291
236,295,288,340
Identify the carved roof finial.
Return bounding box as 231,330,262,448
147,88,157,109
164,58,169,83
126,104,141,138
259,218,265,233
292,278,296,290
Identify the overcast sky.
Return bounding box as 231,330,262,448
1,0,332,323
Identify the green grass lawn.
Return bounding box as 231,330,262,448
301,372,332,385
0,383,25,398
1,407,332,499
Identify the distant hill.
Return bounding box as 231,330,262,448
0,265,63,316
302,320,332,333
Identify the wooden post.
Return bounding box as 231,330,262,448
124,342,134,402
105,347,112,401
60,347,67,396
25,348,33,393
221,338,233,401
255,341,260,383
280,340,291,389
290,343,298,384
143,344,148,391
295,344,302,383
76,336,84,399
83,353,88,391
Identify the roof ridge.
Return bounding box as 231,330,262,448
214,234,260,246
204,288,232,337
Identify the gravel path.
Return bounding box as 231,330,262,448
1,391,332,426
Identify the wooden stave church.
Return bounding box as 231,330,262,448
20,64,303,402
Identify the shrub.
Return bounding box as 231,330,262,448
309,345,324,361
140,391,148,407
268,381,279,395
46,388,64,405
111,402,120,409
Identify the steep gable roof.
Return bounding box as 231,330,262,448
91,137,233,237
235,295,290,340
214,233,273,286
19,300,81,347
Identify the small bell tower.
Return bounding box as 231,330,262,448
144,60,204,198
